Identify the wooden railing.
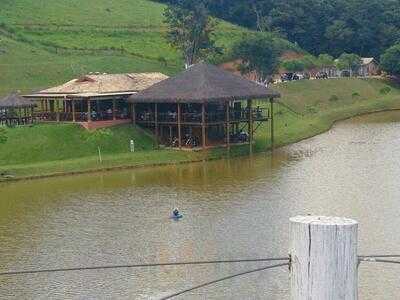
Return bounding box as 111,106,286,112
136,108,270,124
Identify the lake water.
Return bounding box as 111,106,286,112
1,111,400,299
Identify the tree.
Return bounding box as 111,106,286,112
336,53,362,77
231,33,280,84
163,0,220,67
281,59,306,73
317,54,335,68
381,43,400,77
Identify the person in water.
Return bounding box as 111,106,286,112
173,208,180,217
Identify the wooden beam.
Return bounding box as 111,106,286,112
177,103,182,149
290,216,358,300
202,102,206,149
226,101,230,150
112,99,116,120
18,107,22,124
87,99,91,122
56,100,60,122
155,103,159,148
72,99,76,122
270,98,274,151
131,103,136,125
248,99,253,154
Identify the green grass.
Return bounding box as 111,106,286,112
0,0,301,97
0,0,256,96
1,78,400,180
0,123,156,166
253,78,400,150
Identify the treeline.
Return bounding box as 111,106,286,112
159,0,400,58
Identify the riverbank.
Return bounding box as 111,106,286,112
1,78,400,181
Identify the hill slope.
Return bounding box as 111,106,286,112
0,0,256,95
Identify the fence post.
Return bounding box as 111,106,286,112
289,216,358,300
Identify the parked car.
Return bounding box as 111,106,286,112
281,73,299,82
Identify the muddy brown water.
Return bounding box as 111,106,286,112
1,111,400,299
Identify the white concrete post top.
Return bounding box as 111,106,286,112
290,215,358,300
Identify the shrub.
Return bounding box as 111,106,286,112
381,44,400,77
352,92,360,98
380,87,391,95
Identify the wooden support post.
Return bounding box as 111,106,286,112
289,216,358,300
226,102,230,150
56,100,60,122
18,107,22,125
155,103,159,148
112,99,116,120
131,103,136,125
177,103,182,149
87,99,91,122
248,99,253,154
72,100,76,122
201,102,206,150
96,100,100,115
270,97,274,151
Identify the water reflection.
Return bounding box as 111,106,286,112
1,111,400,299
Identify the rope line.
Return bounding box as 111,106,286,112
0,257,288,277
359,255,400,258
159,262,289,300
359,258,400,265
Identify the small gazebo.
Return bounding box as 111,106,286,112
128,63,280,152
0,93,36,126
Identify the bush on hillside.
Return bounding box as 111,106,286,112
381,44,400,77
380,86,391,95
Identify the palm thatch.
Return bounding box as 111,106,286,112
25,73,169,99
128,63,280,103
0,93,36,108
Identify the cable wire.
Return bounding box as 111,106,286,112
359,258,400,265
159,262,289,300
359,255,400,258
0,257,288,277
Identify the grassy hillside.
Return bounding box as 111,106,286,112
0,0,255,96
1,78,400,179
0,124,156,166
254,78,400,150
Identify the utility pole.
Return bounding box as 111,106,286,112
289,215,358,300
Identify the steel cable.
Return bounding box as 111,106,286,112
159,262,289,300
0,257,288,277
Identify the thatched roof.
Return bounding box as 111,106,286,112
128,63,280,103
25,72,169,99
0,93,36,108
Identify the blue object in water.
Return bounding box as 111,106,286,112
172,213,183,220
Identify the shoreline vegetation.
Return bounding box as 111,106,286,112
1,78,400,182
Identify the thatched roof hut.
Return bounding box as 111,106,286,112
0,93,36,108
128,63,280,103
24,72,169,99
